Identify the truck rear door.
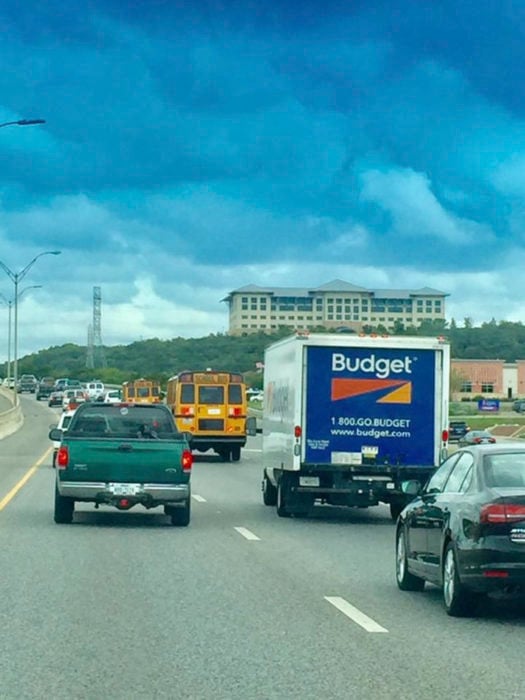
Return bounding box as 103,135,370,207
303,344,437,467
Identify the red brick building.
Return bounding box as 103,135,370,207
451,359,525,400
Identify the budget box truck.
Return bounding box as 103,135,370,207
261,333,450,520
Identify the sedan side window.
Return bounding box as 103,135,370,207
443,453,474,493
426,454,461,494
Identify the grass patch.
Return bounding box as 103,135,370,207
464,417,525,430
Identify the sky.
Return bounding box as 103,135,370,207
1,0,525,361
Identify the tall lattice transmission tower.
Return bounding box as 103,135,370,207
85,286,106,369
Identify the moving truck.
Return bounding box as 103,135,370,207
261,333,450,520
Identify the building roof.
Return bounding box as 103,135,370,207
221,281,448,302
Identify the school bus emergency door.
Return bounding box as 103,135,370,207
167,371,247,461
122,379,161,404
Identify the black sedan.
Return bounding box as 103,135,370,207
458,429,496,447
396,443,525,616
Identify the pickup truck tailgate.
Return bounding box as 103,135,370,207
63,437,185,484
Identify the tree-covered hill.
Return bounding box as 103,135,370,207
6,319,525,387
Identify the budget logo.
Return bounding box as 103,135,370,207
331,378,412,404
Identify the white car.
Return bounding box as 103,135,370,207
2,377,16,389
61,388,87,411
51,409,76,468
103,389,122,404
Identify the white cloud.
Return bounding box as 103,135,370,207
359,167,493,244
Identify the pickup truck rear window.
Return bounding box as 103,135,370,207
68,405,179,439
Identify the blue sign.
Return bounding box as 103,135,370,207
477,399,500,412
304,345,436,466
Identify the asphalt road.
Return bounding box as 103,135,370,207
0,397,524,699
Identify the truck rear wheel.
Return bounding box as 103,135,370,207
167,497,191,527
218,447,231,462
390,502,404,521
54,483,74,524
276,479,290,518
231,445,241,462
262,474,277,506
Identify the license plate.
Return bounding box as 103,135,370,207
208,408,221,415
299,476,320,487
108,483,141,496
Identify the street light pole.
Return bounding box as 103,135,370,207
0,252,60,396
0,285,41,388
0,294,13,384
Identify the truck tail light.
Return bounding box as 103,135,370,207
229,407,243,417
442,430,449,443
181,450,193,472
181,406,194,416
294,425,302,438
57,446,69,469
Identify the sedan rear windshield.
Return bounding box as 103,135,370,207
484,453,525,488
68,405,178,439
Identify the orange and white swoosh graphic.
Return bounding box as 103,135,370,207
331,378,412,404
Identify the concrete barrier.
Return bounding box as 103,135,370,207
0,387,24,439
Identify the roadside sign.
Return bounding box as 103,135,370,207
477,399,500,412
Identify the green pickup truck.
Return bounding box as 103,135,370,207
49,402,193,526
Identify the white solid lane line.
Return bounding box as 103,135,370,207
192,494,207,502
234,527,261,541
324,596,388,633
242,448,262,452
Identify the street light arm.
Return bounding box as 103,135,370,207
0,259,15,282
0,119,46,128
17,250,61,283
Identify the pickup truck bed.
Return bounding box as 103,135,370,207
49,402,193,526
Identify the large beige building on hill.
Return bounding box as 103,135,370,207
222,279,448,335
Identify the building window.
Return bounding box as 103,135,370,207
460,381,472,393
481,383,494,393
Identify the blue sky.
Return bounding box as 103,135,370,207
1,0,525,359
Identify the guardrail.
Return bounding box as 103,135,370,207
0,387,23,439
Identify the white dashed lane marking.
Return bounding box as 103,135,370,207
192,494,207,503
324,596,388,633
234,527,261,541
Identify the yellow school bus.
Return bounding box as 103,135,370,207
166,370,249,461
122,378,162,404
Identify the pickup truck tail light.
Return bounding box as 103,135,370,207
57,446,69,469
181,449,193,472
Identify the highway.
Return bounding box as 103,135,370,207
0,396,524,699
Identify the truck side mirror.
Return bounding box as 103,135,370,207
49,428,63,441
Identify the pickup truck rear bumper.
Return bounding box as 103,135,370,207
58,481,189,503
